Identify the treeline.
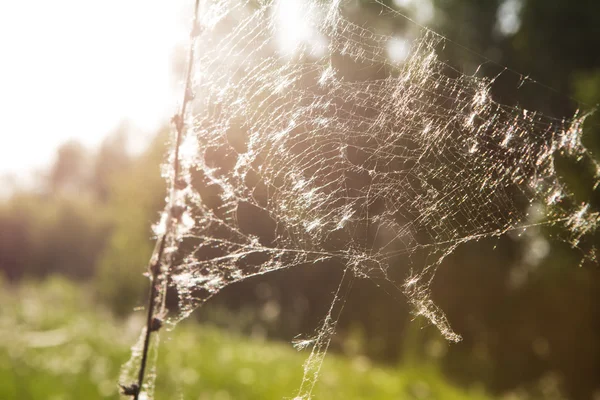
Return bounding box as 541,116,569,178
0,129,166,314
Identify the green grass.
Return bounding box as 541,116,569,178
0,278,491,400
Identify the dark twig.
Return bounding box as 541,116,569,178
122,1,202,398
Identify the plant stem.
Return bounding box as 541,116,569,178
131,1,201,398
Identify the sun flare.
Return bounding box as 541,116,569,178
0,0,190,175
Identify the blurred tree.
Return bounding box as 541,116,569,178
95,130,167,315
48,140,90,195
0,194,110,280
92,126,131,203
0,199,33,280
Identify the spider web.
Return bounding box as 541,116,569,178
122,0,597,398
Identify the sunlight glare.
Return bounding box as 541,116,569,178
273,0,327,58
387,36,411,64
0,0,190,175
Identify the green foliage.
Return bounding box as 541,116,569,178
572,70,600,161
95,131,168,315
0,279,491,400
0,278,127,399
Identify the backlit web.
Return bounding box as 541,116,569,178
122,0,597,398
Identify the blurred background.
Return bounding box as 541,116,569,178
1,0,600,399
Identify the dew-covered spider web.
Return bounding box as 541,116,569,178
121,0,598,398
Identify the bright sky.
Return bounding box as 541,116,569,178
0,0,190,176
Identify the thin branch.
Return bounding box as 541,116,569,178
123,1,202,399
